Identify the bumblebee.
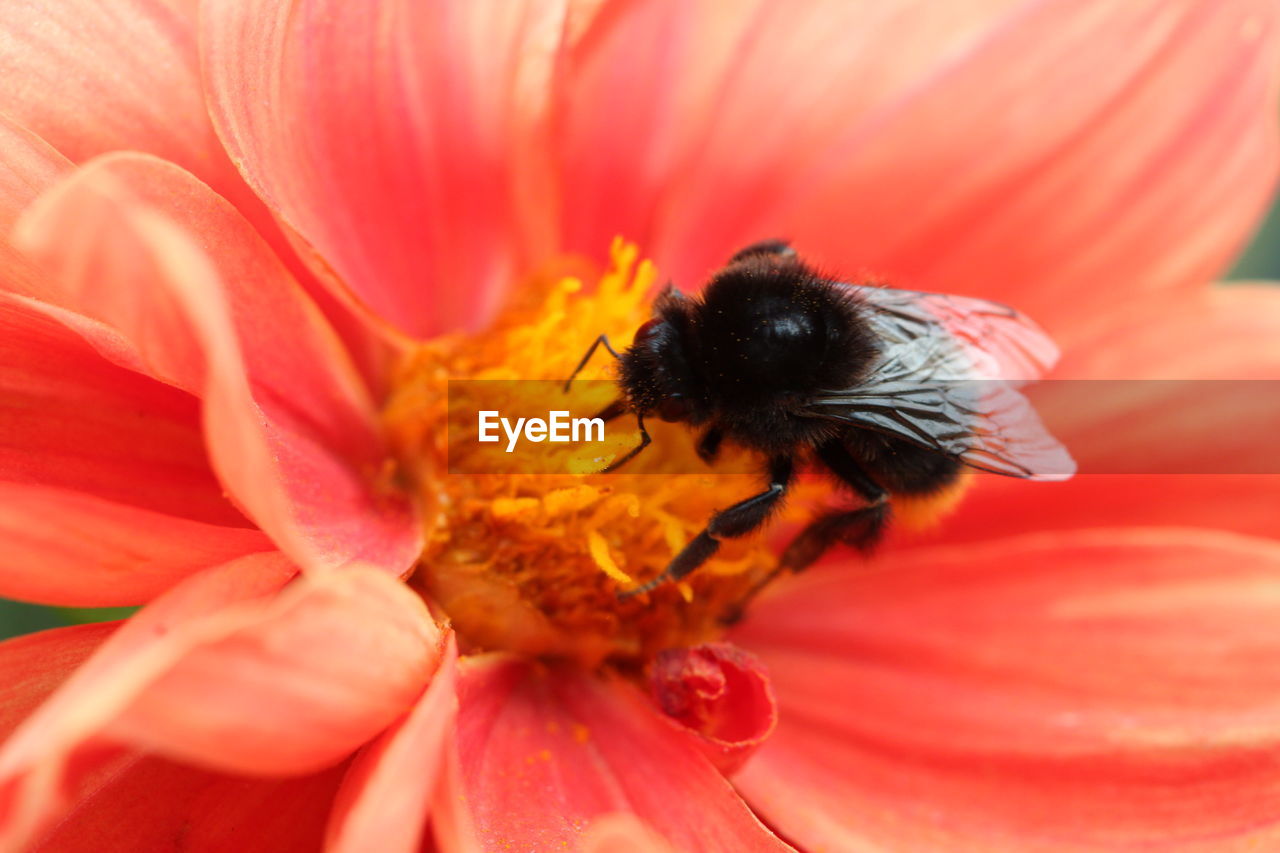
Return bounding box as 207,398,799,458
568,240,1073,599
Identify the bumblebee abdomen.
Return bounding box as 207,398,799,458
890,469,975,531
842,428,966,496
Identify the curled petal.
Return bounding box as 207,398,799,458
559,0,1280,342
201,0,579,337
326,636,459,853
13,154,421,574
731,529,1280,851
0,554,441,849
648,643,776,776
452,656,792,852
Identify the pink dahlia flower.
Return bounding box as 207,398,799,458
0,1,1279,851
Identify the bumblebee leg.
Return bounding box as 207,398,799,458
779,502,890,571
784,438,889,566
563,333,620,392
696,427,724,464
599,412,651,473
619,454,794,599
720,440,887,624
729,239,796,263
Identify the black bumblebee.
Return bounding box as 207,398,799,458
567,240,1073,599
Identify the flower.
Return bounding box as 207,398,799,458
1,0,1279,851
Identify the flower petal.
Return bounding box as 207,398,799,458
452,656,793,852
326,636,459,853
13,154,421,574
0,623,118,739
558,0,1280,341
580,814,680,853
0,484,272,607
29,756,351,853
648,643,776,776
0,4,408,383
0,116,71,236
0,0,256,213
731,529,1280,850
201,0,574,337
911,286,1280,547
0,295,272,605
0,553,441,848
0,622,351,852
0,113,73,313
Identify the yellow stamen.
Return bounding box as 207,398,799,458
587,531,633,585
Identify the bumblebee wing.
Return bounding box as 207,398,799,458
806,284,1074,480
849,284,1060,383
809,381,1074,479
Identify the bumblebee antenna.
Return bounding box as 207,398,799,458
564,333,620,392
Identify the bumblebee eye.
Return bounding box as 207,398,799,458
633,318,663,346
657,395,690,422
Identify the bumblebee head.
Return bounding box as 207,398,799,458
618,289,706,424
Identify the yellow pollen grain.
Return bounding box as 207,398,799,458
491,496,541,520
541,485,604,518
587,530,633,585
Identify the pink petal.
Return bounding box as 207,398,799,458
731,529,1280,850
0,113,73,313
0,0,262,220
0,116,71,236
0,295,271,605
0,554,441,848
201,0,572,337
0,621,347,851
649,643,776,776
0,484,272,607
0,623,118,740
326,636,459,853
0,4,410,383
29,756,351,853
1058,285,1280,381
580,814,680,853
428,746,483,853
13,154,421,574
558,0,1280,342
910,286,1280,548
452,656,793,852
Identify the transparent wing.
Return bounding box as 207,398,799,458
849,284,1060,383
807,284,1074,480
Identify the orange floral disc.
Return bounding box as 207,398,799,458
383,241,835,668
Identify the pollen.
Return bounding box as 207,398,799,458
382,240,809,668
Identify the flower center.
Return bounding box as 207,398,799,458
382,241,809,668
